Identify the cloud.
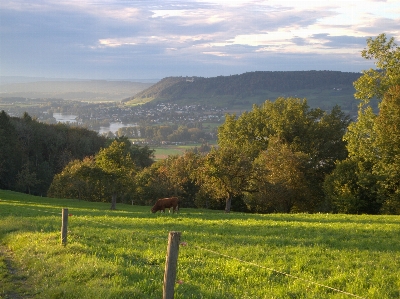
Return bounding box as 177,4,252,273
0,0,399,79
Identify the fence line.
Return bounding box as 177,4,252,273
187,243,367,299
4,201,368,299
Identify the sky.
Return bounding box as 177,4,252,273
1,0,399,80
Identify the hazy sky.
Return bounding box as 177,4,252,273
1,0,399,80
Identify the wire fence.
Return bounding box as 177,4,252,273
3,201,368,299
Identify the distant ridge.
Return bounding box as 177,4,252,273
0,79,154,102
123,71,361,113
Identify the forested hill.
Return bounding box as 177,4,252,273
123,71,362,113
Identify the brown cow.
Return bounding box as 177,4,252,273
151,197,179,213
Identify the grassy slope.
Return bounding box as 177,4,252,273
1,189,399,299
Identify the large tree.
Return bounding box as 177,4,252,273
216,97,349,212
199,146,253,213
374,86,400,213
326,33,400,214
95,140,137,210
49,140,137,210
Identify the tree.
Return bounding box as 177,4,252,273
324,159,380,214
16,162,41,195
326,33,400,214
133,151,202,207
217,97,349,212
48,140,137,209
110,136,154,168
199,146,253,213
247,138,311,213
354,33,400,104
95,140,137,210
373,86,400,213
0,111,22,190
48,157,101,201
134,162,172,205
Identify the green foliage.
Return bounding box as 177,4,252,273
217,98,349,212
354,33,400,103
15,162,41,195
1,190,400,298
200,146,253,212
324,159,379,214
48,157,105,202
133,152,202,207
0,111,22,190
49,140,138,209
96,140,137,210
0,111,107,195
248,138,311,213
373,86,400,213
326,34,400,214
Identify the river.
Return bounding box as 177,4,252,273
53,113,137,135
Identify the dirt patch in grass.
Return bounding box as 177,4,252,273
0,245,33,299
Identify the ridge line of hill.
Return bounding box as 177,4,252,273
123,70,361,112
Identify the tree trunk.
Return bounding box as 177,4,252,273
110,193,117,210
225,194,232,213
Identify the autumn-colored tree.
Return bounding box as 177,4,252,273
133,151,202,207
247,138,310,213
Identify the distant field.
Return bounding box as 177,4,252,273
153,145,188,159
152,142,216,160
1,189,399,299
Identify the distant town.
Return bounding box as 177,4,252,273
0,97,225,144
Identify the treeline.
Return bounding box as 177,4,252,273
114,124,215,143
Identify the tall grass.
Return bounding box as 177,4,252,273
1,189,399,298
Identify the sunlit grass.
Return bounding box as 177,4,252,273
1,189,399,298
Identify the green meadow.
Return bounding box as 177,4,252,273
1,189,399,299
152,143,216,160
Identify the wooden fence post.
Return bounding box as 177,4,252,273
163,231,181,299
61,208,68,246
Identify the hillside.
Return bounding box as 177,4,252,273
124,71,361,113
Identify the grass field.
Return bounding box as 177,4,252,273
1,189,399,299
152,142,216,160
